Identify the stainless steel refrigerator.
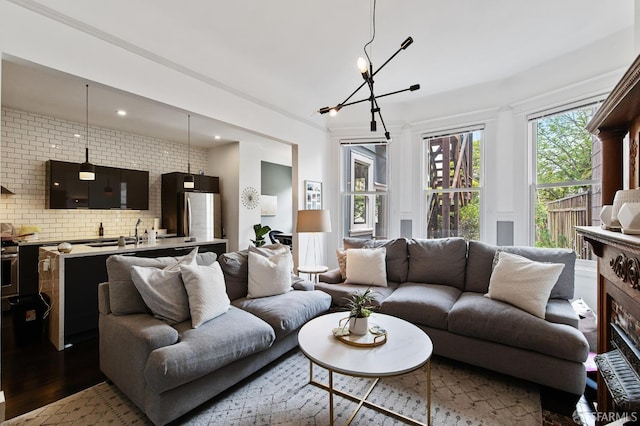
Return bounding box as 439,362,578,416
181,192,222,240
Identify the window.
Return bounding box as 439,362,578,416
341,142,388,240
529,101,602,259
424,127,482,240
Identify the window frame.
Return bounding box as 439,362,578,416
422,125,484,240
527,96,605,254
340,139,389,241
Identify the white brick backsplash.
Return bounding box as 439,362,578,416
1,107,208,241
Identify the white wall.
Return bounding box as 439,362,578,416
208,142,240,250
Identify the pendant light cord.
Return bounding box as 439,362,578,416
85,84,89,161
187,114,191,174
363,0,376,69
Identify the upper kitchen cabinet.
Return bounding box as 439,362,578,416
120,169,149,210
48,160,149,210
49,160,89,208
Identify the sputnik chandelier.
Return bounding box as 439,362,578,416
318,0,420,140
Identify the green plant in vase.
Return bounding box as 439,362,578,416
251,224,271,247
344,288,377,335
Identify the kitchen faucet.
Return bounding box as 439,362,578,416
134,218,142,244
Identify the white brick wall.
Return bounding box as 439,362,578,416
1,107,208,241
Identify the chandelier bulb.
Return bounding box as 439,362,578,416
357,57,368,74
329,108,338,117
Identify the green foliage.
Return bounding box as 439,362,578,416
251,224,271,247
344,288,377,318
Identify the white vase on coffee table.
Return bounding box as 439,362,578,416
348,316,369,335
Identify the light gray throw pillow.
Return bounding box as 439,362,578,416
181,262,230,328
130,265,190,325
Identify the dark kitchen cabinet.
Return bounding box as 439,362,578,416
120,169,149,210
88,166,121,209
48,160,149,210
48,160,89,208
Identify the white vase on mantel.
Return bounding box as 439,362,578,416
348,316,369,336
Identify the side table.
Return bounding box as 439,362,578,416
297,265,328,284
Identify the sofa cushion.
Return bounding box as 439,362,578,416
407,238,467,290
232,290,331,339
144,306,275,393
314,281,398,308
247,249,293,298
344,238,409,283
218,250,249,301
485,252,564,318
380,282,462,330
106,249,197,316
345,247,387,287
130,265,190,325
180,262,230,328
448,292,589,363
465,240,576,299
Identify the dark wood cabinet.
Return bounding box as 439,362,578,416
48,160,149,210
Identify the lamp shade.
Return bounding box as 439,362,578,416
297,210,331,233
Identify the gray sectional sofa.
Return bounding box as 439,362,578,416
98,248,331,426
316,237,589,395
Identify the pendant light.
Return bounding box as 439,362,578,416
183,114,195,189
79,84,96,181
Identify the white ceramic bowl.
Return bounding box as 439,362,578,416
612,189,640,221
617,202,640,234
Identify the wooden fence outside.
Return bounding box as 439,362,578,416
546,191,592,259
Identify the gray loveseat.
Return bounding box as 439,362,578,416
98,248,331,425
316,237,589,395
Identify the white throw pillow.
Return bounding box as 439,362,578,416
485,251,564,318
345,247,387,287
165,247,199,271
180,262,230,328
130,265,190,324
247,250,293,298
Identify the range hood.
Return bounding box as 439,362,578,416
1,186,15,195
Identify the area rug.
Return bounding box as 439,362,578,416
5,350,542,425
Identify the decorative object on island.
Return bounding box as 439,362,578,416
296,209,331,270
317,0,419,140
184,114,195,189
79,84,96,181
251,224,271,247
344,287,377,335
617,202,640,234
304,180,322,210
241,187,260,209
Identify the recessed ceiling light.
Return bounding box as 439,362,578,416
73,133,81,138
116,110,127,116
214,135,221,140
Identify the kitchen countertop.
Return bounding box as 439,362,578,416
19,234,179,246
39,237,228,258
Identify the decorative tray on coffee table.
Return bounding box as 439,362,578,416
332,321,387,348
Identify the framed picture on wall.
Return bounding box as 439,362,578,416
305,180,322,210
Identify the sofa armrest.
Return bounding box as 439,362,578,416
99,312,179,408
98,282,111,315
292,274,314,291
546,299,580,328
319,268,343,284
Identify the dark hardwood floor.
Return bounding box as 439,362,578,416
1,308,104,420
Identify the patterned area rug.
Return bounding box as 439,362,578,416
6,350,542,425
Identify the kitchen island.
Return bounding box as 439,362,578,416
39,237,227,350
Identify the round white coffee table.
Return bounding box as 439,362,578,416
298,312,433,425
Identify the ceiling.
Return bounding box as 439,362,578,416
1,0,635,147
